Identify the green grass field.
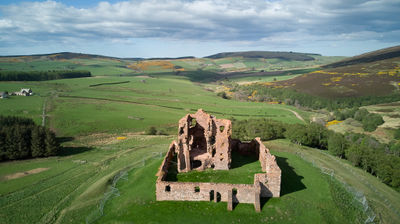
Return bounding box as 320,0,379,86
0,134,359,223
0,54,398,224
1,131,397,223
1,75,307,136
97,148,351,224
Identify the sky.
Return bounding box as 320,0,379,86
0,0,399,58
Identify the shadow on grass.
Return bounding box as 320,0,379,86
57,136,75,144
58,146,93,157
276,156,306,196
260,197,271,210
230,150,258,169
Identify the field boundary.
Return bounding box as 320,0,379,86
294,151,376,223
58,95,296,118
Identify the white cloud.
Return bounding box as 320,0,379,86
0,0,399,56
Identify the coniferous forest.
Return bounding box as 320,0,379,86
0,116,59,161
0,70,91,81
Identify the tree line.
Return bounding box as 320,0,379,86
0,70,91,81
0,116,59,161
232,118,400,190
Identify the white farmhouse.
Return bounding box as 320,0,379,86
14,88,33,96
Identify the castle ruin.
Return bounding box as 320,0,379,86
156,109,281,212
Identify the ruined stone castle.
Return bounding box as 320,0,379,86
156,109,281,212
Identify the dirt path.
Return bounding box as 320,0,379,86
284,109,305,122
3,168,49,181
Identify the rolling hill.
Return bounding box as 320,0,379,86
270,46,400,98
205,51,320,61
0,51,345,80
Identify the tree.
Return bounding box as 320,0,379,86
394,128,400,140
284,124,307,145
354,108,369,121
45,129,59,156
16,126,32,159
5,127,19,160
362,113,384,132
0,131,5,161
345,145,363,167
31,126,46,157
328,133,347,158
145,126,157,135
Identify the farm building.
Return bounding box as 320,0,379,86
14,88,33,96
0,91,9,99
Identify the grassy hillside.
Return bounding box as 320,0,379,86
323,45,400,68
265,140,400,224
270,46,400,98
205,51,319,61
3,134,396,223
0,75,309,137
0,52,345,79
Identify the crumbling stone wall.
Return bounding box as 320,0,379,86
177,109,232,172
156,181,258,204
156,109,281,212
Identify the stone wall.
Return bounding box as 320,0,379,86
176,109,232,173
156,110,281,211
156,181,262,212
255,137,281,197
156,141,177,181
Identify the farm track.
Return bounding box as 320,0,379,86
59,95,294,118
283,109,305,122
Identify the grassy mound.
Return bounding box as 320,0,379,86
96,149,353,223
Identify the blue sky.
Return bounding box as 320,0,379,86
0,0,399,58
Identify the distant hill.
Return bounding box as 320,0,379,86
0,52,197,61
0,52,120,60
271,46,400,98
323,45,400,68
205,51,320,61
0,51,344,78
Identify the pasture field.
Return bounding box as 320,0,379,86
1,75,309,136
0,73,398,223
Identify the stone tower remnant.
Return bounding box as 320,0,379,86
156,109,281,212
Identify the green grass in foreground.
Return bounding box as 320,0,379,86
97,147,350,224
0,135,173,224
265,139,400,224
172,151,262,184
1,135,398,223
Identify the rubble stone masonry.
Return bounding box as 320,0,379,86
156,109,281,212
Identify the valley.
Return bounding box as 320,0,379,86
1,48,400,224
